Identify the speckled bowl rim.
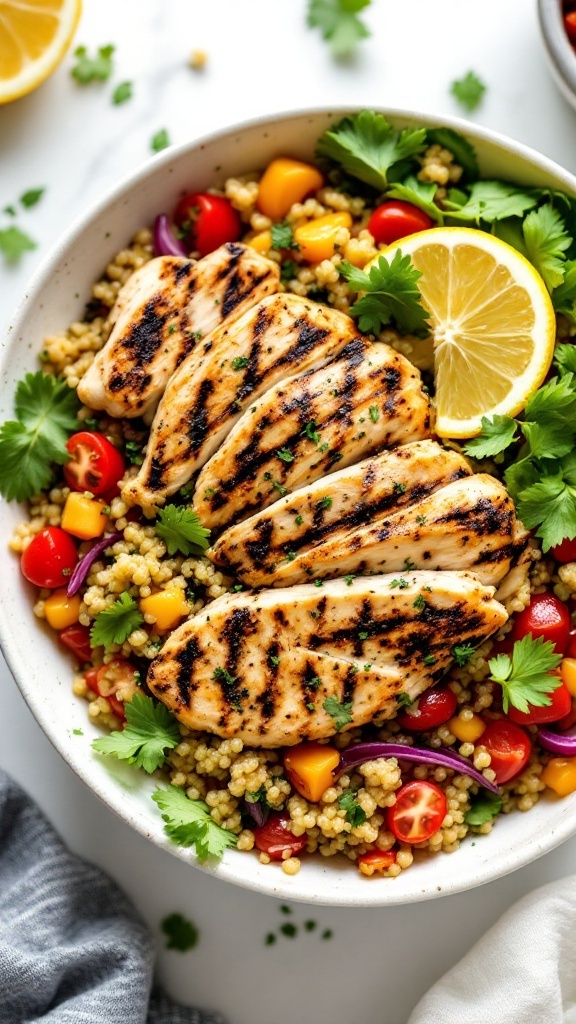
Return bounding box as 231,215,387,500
2,106,576,907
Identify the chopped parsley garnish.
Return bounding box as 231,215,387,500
369,405,380,423
396,691,412,706
71,44,115,83
265,933,276,945
280,922,297,938
272,480,288,496
452,644,475,667
280,259,300,283
404,558,415,571
307,676,321,689
340,250,430,336
287,550,296,561
112,80,133,105
307,0,371,57
338,790,367,827
305,919,317,931
304,420,321,445
271,221,296,249
295,514,304,526
277,447,295,463
390,577,409,589
393,481,406,494
151,128,171,153
424,654,436,666
363,663,372,671
90,592,144,649
92,693,179,772
450,70,486,112
488,634,562,713
270,654,281,667
124,439,144,465
323,695,353,731
314,579,324,587
344,574,356,585
152,787,237,861
358,631,368,640
0,371,79,501
316,110,427,191
161,912,199,952
416,514,427,525
231,355,249,371
213,667,237,686
318,495,333,509
322,929,333,940
464,791,503,826
413,594,426,611
20,187,45,209
155,505,210,556
0,225,37,261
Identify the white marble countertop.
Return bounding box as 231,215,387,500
2,2,576,1021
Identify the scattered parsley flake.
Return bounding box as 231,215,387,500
295,514,304,526
404,558,415,571
413,594,426,611
277,447,295,463
272,480,288,496
271,221,296,249
231,355,249,371
304,920,317,931
369,405,380,423
265,933,276,945
307,0,371,57
20,187,45,209
3,204,15,216
90,592,144,649
112,80,133,105
390,577,409,589
450,70,486,112
364,663,372,671
280,905,292,915
161,912,199,952
358,631,368,640
322,929,333,940
314,579,324,587
304,420,321,445
72,728,83,736
71,44,115,83
270,654,281,667
452,644,475,667
307,676,321,690
316,110,426,192
280,922,297,938
0,225,36,261
396,691,412,707
340,250,430,336
151,128,171,153
488,634,562,713
344,574,356,585
92,693,179,772
213,666,237,686
280,259,300,283
323,695,353,731
155,504,210,556
416,514,427,525
424,654,436,666
318,495,333,509
338,790,367,827
393,481,406,494
153,787,237,861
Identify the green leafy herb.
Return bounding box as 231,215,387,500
0,225,36,261
271,221,296,249
303,420,321,444
295,514,304,526
522,204,571,291
424,654,436,666
280,259,300,283
340,250,430,336
450,70,486,112
161,912,199,952
90,592,144,649
488,634,562,713
71,44,115,83
231,355,249,371
151,128,170,153
318,495,333,509
156,504,210,556
369,405,380,423
213,666,237,686
92,693,179,772
73,728,83,736
396,691,412,707
390,577,409,589
307,0,371,58
272,480,288,496
552,260,576,321
516,472,576,552
152,787,237,861
0,371,79,501
316,110,427,192
464,415,518,459
445,180,537,224
386,176,442,223
464,791,503,826
323,695,353,731
426,128,479,181
3,204,15,216
416,514,427,525
277,447,295,463
112,80,133,105
413,594,425,610
124,439,144,465
280,922,297,938
554,342,576,375
338,790,367,827
452,644,475,667
344,574,356,585
19,187,45,209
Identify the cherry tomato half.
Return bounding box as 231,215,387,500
85,658,139,721
21,527,77,589
481,720,532,784
565,10,576,43
357,849,396,875
511,592,571,654
173,193,241,257
386,780,447,844
551,537,576,563
64,432,125,498
252,812,307,861
567,631,576,660
59,623,92,663
397,683,457,732
368,201,433,246
507,680,572,726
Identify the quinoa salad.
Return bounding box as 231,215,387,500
5,110,576,880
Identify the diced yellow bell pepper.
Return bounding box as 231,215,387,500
283,741,341,802
561,658,576,697
448,713,486,744
140,586,189,632
247,230,272,254
294,211,353,264
61,492,109,540
257,158,324,221
541,756,576,796
44,589,81,630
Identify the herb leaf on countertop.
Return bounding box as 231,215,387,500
71,44,115,83
161,913,199,952
450,70,486,112
307,0,371,58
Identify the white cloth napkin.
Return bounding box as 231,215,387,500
407,875,576,1023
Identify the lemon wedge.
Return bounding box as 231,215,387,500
0,0,82,105
378,226,556,438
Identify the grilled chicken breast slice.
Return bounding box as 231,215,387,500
210,440,472,585
122,294,363,510
194,339,431,531
147,571,507,747
77,243,279,420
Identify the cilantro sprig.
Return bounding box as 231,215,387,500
270,222,297,250
316,111,427,192
153,786,238,861
488,634,562,713
450,71,486,112
155,505,210,556
338,790,367,827
71,44,115,83
90,592,144,649
340,250,430,336
307,0,371,58
464,791,502,826
323,695,353,731
92,693,179,772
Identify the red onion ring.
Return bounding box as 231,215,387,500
153,214,188,257
66,532,123,597
538,724,576,756
336,741,499,793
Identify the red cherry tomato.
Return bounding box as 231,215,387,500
565,10,576,43
173,193,241,257
64,432,125,497
21,527,77,589
357,849,396,874
386,780,447,844
551,537,576,563
511,592,571,654
397,683,457,732
557,704,576,731
252,812,307,861
59,623,92,663
368,201,433,246
85,658,138,721
567,629,576,659
507,680,572,726
481,720,532,784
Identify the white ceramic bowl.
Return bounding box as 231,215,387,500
538,0,576,110
2,108,576,907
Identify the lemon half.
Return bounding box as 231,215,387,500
0,0,82,105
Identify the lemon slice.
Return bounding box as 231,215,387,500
379,226,556,438
0,0,82,105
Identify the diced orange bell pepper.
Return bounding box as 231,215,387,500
294,211,352,264
257,158,324,220
541,756,576,796
283,741,340,802
61,492,109,540
448,713,486,744
44,588,81,630
247,230,271,255
140,586,189,632
561,658,576,697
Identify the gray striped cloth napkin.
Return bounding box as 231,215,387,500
0,767,225,1024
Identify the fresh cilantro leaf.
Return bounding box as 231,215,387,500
318,495,332,509
0,372,79,501
488,634,562,713
316,110,427,192
92,693,179,772
516,474,576,552
155,505,210,556
552,260,576,321
151,128,170,153
452,644,475,667
554,342,576,375
522,204,571,291
386,176,442,223
338,790,367,827
231,356,249,371
71,44,115,83
521,420,573,460
303,420,321,445
19,187,45,209
271,222,296,250
450,70,486,112
213,666,237,686
112,80,133,105
413,594,426,610
323,695,353,731
463,415,518,459
0,225,36,261
307,0,371,58
426,128,479,181
396,691,412,707
340,249,430,336
90,592,144,649
447,181,537,224
524,373,576,427
124,439,143,465
161,912,199,952
504,457,539,501
280,259,300,283
424,654,436,666
152,786,238,861
277,447,295,463
464,791,503,826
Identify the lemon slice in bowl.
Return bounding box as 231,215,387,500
0,0,82,105
380,226,556,438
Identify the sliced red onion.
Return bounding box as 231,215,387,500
538,724,576,756
245,798,269,828
66,532,123,597
153,214,188,258
336,741,499,793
